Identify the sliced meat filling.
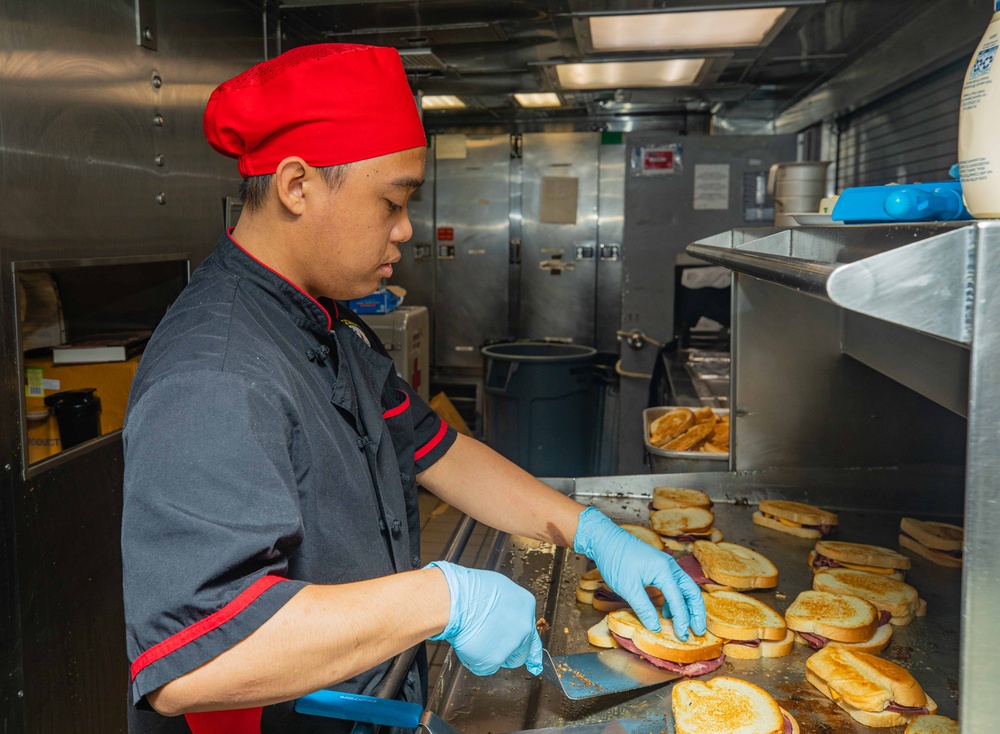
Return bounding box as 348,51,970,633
797,632,830,649
878,610,892,626
782,714,793,734
811,553,842,570
728,639,761,647
609,633,725,676
675,553,714,586
885,702,930,715
592,588,625,604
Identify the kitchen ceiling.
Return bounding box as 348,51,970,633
274,0,945,131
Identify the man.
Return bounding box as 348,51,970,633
121,43,705,734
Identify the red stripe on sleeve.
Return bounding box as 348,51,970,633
414,420,449,462
185,707,262,734
382,391,411,420
131,575,288,681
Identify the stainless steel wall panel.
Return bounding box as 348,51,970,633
518,132,599,343
0,2,261,732
433,135,511,369
595,139,624,354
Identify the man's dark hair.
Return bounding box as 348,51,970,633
238,163,353,212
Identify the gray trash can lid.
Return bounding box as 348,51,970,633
481,342,597,361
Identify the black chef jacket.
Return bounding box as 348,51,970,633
122,231,457,734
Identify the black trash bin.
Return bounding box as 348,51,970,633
482,342,597,477
45,388,102,449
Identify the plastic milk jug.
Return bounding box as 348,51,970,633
959,1,1000,217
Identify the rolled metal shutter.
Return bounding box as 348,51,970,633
836,59,968,189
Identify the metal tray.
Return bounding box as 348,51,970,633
643,407,729,474
428,476,961,734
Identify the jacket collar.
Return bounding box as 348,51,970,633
215,229,337,333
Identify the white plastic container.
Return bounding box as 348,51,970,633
959,1,1000,218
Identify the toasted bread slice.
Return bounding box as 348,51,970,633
807,647,937,727
578,567,604,591
724,628,795,660
815,540,910,571
650,507,715,537
692,406,719,425
631,620,724,664
904,715,959,734
900,518,962,552
711,422,729,447
650,408,696,447
807,646,931,712
827,623,893,654
663,423,715,452
662,527,724,553
620,523,666,551
807,550,906,579
753,511,825,539
785,590,879,643
673,676,788,734
813,568,922,624
694,541,778,591
587,616,620,648
652,486,713,510
899,533,963,568
575,585,594,604
759,500,838,527
704,590,786,642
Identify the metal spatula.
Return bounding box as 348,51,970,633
540,648,681,701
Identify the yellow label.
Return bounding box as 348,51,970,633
25,367,44,398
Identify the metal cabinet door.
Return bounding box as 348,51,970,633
434,135,511,369
518,133,599,344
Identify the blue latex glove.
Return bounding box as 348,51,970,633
573,507,706,640
426,561,543,677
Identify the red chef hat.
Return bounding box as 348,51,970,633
203,43,426,177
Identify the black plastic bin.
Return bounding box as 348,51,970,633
482,342,597,477
44,388,102,449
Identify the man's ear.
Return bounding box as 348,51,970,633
273,157,310,215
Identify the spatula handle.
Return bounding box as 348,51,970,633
294,689,423,728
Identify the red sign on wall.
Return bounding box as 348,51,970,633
437,227,454,241
643,149,674,171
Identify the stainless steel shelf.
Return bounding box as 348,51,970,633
688,222,983,345
686,220,1000,732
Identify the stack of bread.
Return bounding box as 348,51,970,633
648,406,729,454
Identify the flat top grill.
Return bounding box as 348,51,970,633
429,490,961,734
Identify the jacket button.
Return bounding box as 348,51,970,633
390,519,402,537
411,554,420,568
399,471,411,485
406,671,415,685
378,519,387,532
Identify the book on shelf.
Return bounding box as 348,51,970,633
50,330,152,365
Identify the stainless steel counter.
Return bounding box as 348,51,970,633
429,474,961,734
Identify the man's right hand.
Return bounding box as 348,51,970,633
426,561,543,676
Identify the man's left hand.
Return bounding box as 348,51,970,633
573,507,706,640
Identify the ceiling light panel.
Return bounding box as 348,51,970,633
590,8,787,51
421,95,466,110
514,92,562,107
556,59,705,90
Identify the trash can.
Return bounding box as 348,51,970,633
44,388,102,449
482,342,597,477
591,352,621,476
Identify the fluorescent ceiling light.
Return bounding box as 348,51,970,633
514,92,562,107
590,7,787,51
421,95,466,110
556,59,705,90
